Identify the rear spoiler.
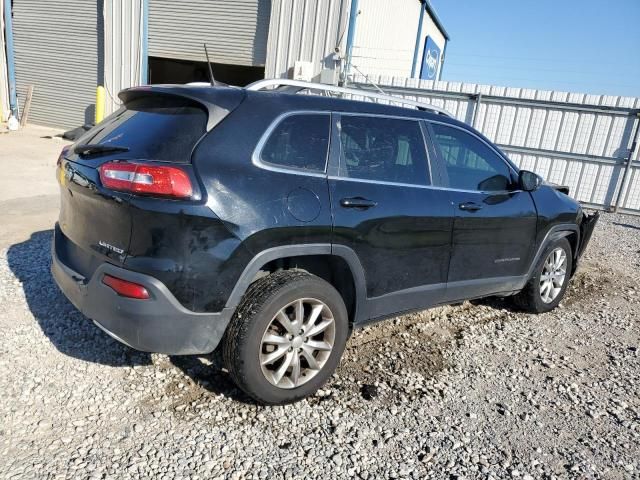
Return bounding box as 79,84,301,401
118,85,246,131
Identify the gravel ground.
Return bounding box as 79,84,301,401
1,212,639,479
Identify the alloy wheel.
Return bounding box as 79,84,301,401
259,298,335,389
539,247,567,303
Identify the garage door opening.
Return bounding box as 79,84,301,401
149,57,265,87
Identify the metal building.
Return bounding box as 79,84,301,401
264,0,351,82
0,0,9,122
1,0,448,129
12,0,102,128
103,0,145,117
348,0,448,80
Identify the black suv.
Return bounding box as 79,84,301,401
52,80,598,404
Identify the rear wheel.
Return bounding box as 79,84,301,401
222,270,349,405
513,237,573,313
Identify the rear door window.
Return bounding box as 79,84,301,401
260,113,330,173
430,123,514,192
73,95,208,163
338,115,430,185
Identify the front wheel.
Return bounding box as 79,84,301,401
222,270,349,405
513,237,573,313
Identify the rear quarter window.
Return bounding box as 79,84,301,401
74,95,207,163
259,113,330,173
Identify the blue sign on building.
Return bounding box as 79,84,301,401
420,36,441,80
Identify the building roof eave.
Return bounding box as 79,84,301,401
422,0,450,41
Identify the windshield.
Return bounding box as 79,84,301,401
73,95,208,163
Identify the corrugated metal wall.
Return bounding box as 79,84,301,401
13,0,101,128
350,74,640,215
265,0,351,79
148,0,271,66
0,0,10,122
104,0,144,116
350,0,420,78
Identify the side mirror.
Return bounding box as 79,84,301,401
519,170,543,192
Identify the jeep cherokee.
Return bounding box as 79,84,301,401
52,80,599,404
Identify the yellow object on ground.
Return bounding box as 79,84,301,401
95,86,106,124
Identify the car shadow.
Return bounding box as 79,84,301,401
6,229,151,367
168,354,257,405
7,229,251,402
469,295,518,311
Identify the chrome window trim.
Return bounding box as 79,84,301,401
252,110,331,178
328,175,433,190
426,119,520,177
335,112,434,187
328,175,520,195
250,110,521,195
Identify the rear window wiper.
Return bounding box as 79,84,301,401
74,143,130,156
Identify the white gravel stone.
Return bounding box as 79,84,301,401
1,212,639,479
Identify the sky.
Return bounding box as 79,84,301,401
429,0,640,98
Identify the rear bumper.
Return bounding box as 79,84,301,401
51,227,234,355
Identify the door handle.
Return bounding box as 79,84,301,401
340,197,377,209
459,201,483,212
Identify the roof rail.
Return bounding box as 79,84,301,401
245,78,452,117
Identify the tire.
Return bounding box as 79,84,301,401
222,270,349,405
513,237,573,313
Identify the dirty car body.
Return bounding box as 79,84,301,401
51,81,599,403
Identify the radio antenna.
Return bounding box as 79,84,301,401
203,43,216,86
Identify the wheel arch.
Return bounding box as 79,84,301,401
225,244,367,326
526,224,580,281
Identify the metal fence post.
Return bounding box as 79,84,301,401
3,0,18,117
613,112,640,213
470,93,482,129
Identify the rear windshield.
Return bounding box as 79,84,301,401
74,95,207,163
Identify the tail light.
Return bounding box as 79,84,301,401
102,274,150,299
99,161,193,199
